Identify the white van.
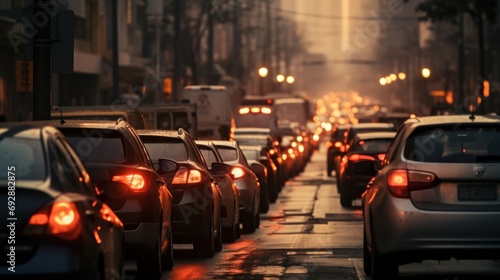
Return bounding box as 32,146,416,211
181,85,235,140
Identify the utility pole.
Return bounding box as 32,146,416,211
207,0,214,84
173,0,182,102
33,0,52,120
111,0,119,103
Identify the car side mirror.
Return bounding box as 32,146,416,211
353,161,378,176
98,181,129,201
158,158,178,174
250,162,265,175
212,162,231,175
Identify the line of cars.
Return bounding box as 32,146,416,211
0,114,308,279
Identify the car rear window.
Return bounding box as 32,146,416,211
0,138,46,180
215,146,238,162
242,149,259,161
404,125,500,163
141,137,188,162
353,139,392,153
64,129,126,163
198,147,218,168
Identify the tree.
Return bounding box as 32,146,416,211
407,0,497,79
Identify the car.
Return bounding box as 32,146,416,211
28,119,174,278
195,140,241,242
138,129,223,257
52,105,147,129
362,115,500,279
0,125,124,280
326,124,351,178
212,140,262,233
337,132,396,207
240,145,279,204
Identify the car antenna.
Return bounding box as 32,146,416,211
59,109,65,124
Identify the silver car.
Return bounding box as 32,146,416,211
362,115,500,279
212,140,262,234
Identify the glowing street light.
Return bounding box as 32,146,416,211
385,76,392,84
389,73,397,81
286,76,295,84
276,74,285,83
398,72,406,80
379,77,387,86
422,68,431,78
258,67,268,78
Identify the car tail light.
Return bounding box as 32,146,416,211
239,107,250,114
326,141,332,149
261,107,272,114
297,136,303,142
313,134,320,141
348,154,375,162
231,167,246,179
334,141,342,148
298,145,305,153
387,169,436,198
377,154,386,161
282,154,287,161
172,166,203,184
23,199,81,240
113,174,147,192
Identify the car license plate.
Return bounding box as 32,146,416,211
457,184,497,201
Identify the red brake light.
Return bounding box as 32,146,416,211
348,154,375,162
231,167,245,179
24,199,81,240
377,154,386,161
386,170,436,198
172,167,203,184
113,174,146,192
334,141,342,148
387,170,409,198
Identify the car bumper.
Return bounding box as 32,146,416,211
0,242,97,278
171,201,212,243
371,194,500,261
124,222,160,259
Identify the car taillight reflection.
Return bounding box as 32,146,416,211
112,174,146,191
231,167,245,179
348,154,375,162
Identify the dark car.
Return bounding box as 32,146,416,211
337,132,396,207
212,140,262,233
240,145,279,204
0,125,124,280
138,129,223,257
52,105,146,129
195,140,240,242
326,124,351,178
28,119,174,278
362,115,500,279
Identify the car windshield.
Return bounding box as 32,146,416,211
0,138,46,181
404,125,500,163
353,139,392,153
215,146,238,162
63,129,126,164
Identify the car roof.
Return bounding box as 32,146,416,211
355,131,397,140
53,105,140,113
194,140,212,146
351,122,394,129
239,145,263,151
211,140,238,148
0,124,48,140
16,119,124,130
409,114,500,126
136,129,186,138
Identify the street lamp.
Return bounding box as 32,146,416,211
258,67,268,78
286,76,295,84
276,74,285,83
421,68,431,78
398,72,406,80
390,73,397,82
379,77,387,86
385,76,392,85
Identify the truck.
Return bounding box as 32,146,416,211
138,103,198,139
